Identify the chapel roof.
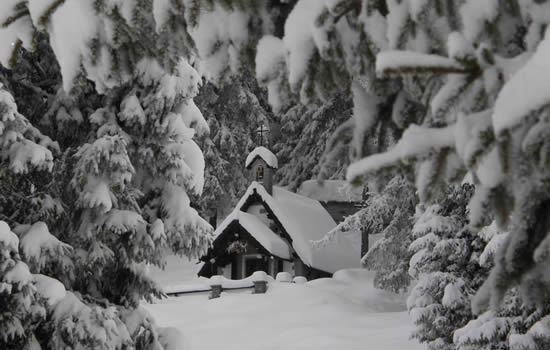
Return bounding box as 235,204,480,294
214,182,359,274
213,211,291,260
245,146,278,169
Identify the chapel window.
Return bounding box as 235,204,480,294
257,166,264,180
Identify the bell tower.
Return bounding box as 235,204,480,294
245,124,277,194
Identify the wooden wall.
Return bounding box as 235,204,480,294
321,201,362,223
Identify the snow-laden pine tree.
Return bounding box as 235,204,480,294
322,174,416,293
183,0,295,87
0,221,46,349
1,1,212,348
274,93,352,191
194,74,271,220
336,0,550,315
407,184,489,350
454,290,550,350
453,223,550,350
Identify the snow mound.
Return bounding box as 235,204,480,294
308,269,407,312
158,327,189,350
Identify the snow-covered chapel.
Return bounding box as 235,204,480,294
199,146,360,280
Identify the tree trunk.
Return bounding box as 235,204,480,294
361,228,369,258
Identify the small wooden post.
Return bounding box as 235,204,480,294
209,284,222,299
251,271,268,294
361,228,369,258
253,280,268,294
209,275,223,299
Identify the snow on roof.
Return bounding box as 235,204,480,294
245,146,278,169
214,210,291,260
234,182,359,273
297,180,363,202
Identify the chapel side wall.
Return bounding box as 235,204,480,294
321,201,362,224
282,261,293,274
294,257,305,277
222,263,232,279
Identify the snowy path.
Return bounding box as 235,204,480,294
144,268,424,350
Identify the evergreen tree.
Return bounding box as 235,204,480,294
407,184,488,350
194,74,271,219
335,0,550,314
0,221,46,350
453,223,550,350
273,94,353,191
319,172,416,294
325,174,416,293
1,1,212,349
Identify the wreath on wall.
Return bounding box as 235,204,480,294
226,240,247,254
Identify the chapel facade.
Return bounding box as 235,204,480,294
198,146,359,281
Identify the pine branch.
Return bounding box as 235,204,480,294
38,0,66,28
1,9,29,28
8,40,23,68
332,0,361,23
12,77,52,99
377,51,479,77
380,64,477,76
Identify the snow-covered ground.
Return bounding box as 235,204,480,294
148,254,204,288
144,264,423,350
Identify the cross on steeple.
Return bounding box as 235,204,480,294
256,124,270,146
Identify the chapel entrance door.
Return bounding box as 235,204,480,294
245,257,267,277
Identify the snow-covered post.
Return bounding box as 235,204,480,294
276,272,292,283
252,271,268,294
293,276,307,284
209,276,223,299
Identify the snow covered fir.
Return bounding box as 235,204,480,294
2,1,550,350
